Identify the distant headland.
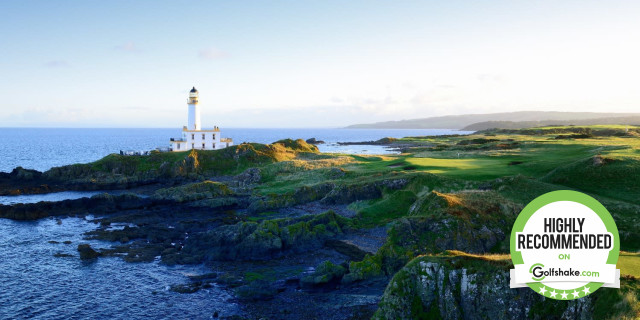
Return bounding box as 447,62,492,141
345,111,640,130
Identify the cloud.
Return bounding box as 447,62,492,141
115,41,140,52
198,47,228,60
44,60,70,68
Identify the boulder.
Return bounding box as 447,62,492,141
77,244,101,260
235,280,278,301
301,260,346,286
234,167,262,185
305,138,325,145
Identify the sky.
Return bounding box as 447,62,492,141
1,0,639,128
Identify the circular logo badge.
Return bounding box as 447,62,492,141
510,190,619,300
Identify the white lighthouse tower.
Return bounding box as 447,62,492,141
169,87,233,151
187,87,201,130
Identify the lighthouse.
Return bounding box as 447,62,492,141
169,87,234,151
187,87,201,130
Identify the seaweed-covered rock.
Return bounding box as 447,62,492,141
342,254,385,284
235,280,278,301
179,211,350,262
301,260,347,286
170,283,202,294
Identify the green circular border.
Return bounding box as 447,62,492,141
510,190,619,300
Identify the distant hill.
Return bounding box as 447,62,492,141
462,116,640,131
345,111,640,130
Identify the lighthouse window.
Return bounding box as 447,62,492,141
202,134,205,139
213,134,216,140
191,143,194,149
202,143,205,149
191,134,195,140
177,143,180,149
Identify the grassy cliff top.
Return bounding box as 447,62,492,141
44,139,320,180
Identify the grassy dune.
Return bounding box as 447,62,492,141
254,127,640,235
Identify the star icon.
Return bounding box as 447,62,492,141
582,286,591,295
539,286,547,295
549,290,557,298
572,290,580,298
561,291,569,299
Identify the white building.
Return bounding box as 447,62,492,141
169,87,233,151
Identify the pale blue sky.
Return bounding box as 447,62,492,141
1,1,639,128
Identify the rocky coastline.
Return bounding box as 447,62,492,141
2,135,639,319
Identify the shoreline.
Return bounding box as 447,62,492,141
2,129,640,319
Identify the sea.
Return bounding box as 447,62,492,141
0,127,466,319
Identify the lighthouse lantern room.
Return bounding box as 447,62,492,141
169,87,233,151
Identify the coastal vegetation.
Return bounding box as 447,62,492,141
1,126,640,319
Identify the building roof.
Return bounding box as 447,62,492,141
190,86,198,93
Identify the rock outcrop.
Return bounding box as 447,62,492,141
0,193,151,220
301,260,347,287
152,180,232,202
176,211,350,262
77,244,101,260
375,255,592,319
305,138,325,145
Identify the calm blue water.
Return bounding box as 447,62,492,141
0,217,239,319
0,128,467,173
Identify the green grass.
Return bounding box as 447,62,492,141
404,143,600,180
255,156,352,195
356,190,418,227
618,252,640,277
541,156,640,204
